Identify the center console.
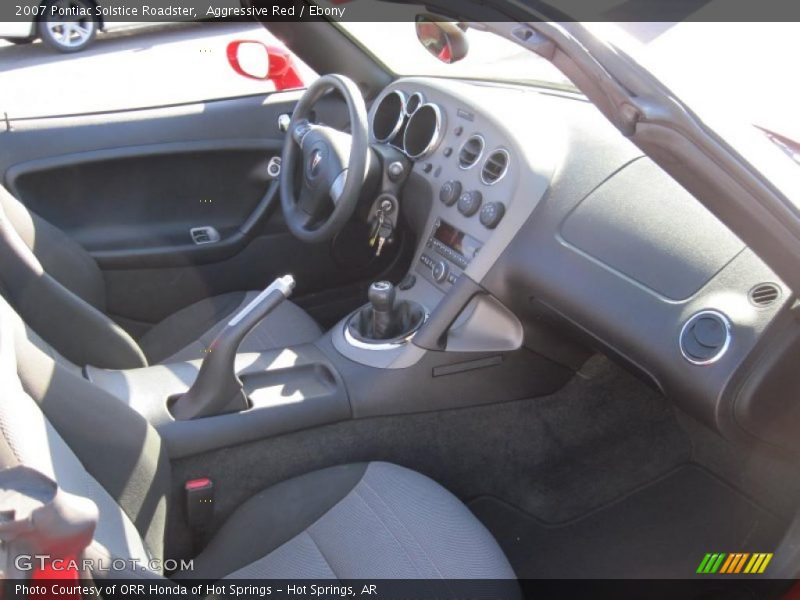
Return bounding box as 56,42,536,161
332,77,557,369
85,78,570,460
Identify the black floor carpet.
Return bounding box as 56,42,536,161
470,464,787,579
170,356,692,559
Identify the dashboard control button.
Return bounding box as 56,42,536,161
447,272,457,284
457,190,483,217
420,253,434,268
432,260,449,283
454,126,464,136
439,180,462,206
443,147,453,157
423,163,433,174
479,202,506,229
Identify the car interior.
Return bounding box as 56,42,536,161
1,12,800,593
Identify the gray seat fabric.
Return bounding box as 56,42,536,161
0,294,171,567
0,185,321,369
0,295,516,584
180,462,517,580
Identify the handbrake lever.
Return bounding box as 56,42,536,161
171,275,296,420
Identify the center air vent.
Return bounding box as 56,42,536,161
481,149,510,185
679,310,732,365
458,135,484,169
749,283,781,307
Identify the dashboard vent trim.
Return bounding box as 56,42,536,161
458,135,484,170
481,149,510,185
679,310,732,366
749,283,781,307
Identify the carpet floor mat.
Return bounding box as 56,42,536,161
470,464,787,579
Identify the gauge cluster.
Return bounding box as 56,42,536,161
371,89,445,160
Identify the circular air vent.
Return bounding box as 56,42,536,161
481,149,510,185
458,135,484,169
679,310,732,365
749,283,781,307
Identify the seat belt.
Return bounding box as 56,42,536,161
185,477,215,553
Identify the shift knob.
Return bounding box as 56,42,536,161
368,281,395,313
368,281,396,339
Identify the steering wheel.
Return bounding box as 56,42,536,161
280,74,369,243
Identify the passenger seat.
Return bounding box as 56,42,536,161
0,295,517,585
0,186,322,370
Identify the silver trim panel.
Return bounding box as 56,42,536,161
342,309,429,351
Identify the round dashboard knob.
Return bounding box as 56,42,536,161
439,180,462,206
480,202,506,229
432,260,449,283
457,190,483,217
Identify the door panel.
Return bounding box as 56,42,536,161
0,91,406,327
8,139,283,265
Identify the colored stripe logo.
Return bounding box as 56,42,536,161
696,553,773,574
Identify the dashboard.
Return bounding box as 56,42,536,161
364,77,794,452
368,78,555,295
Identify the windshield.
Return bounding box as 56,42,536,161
339,14,799,171
596,23,799,145
337,19,575,91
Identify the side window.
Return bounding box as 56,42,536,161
0,22,317,118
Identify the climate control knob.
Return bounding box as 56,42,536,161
432,260,449,283
457,190,483,217
439,180,462,206
479,202,506,229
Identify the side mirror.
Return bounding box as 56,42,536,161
226,40,304,91
415,15,469,64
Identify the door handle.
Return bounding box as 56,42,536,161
190,226,220,245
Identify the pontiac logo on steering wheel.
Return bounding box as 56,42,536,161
309,150,323,176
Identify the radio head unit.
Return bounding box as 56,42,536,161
418,220,483,286
432,220,481,265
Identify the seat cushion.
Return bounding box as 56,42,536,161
178,462,517,581
138,291,323,364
